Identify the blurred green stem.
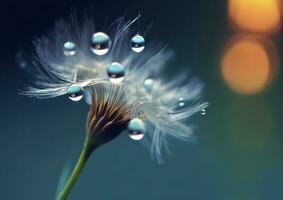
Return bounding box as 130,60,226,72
56,136,93,200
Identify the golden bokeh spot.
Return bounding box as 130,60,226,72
221,35,278,95
228,0,281,34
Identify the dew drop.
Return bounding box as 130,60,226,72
83,89,92,105
201,108,206,115
143,79,154,92
67,84,84,101
91,32,111,55
63,41,76,56
16,50,28,69
107,62,125,84
128,118,145,141
19,61,27,69
178,97,185,107
131,34,145,53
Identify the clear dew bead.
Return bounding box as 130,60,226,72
83,89,92,105
91,32,111,55
63,41,76,56
201,108,206,115
128,118,145,141
67,84,84,101
107,62,125,84
178,97,185,107
143,79,154,92
131,34,145,53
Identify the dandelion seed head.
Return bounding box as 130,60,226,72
21,14,209,163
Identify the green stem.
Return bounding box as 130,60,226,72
56,136,93,200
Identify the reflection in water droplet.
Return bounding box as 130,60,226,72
131,34,145,53
107,62,125,84
128,118,145,141
91,32,111,55
64,41,76,56
67,85,84,101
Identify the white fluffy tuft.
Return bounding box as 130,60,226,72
22,14,209,162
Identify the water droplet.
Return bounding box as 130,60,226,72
67,85,84,101
178,97,185,107
83,89,92,105
201,108,206,115
91,32,111,55
16,50,28,69
128,118,145,141
143,79,154,92
63,41,76,56
131,34,145,53
19,61,27,69
107,62,125,84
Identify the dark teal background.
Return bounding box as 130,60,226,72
0,0,282,199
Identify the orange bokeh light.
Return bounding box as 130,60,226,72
221,36,278,95
228,0,281,34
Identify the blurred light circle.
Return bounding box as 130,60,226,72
228,0,281,34
221,35,278,95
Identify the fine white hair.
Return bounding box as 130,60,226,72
22,14,209,163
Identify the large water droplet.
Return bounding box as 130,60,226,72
143,79,154,92
128,118,145,141
67,84,84,101
201,108,206,115
63,41,76,56
91,32,111,55
107,62,125,84
131,34,145,53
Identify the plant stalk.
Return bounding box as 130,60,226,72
56,136,93,200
